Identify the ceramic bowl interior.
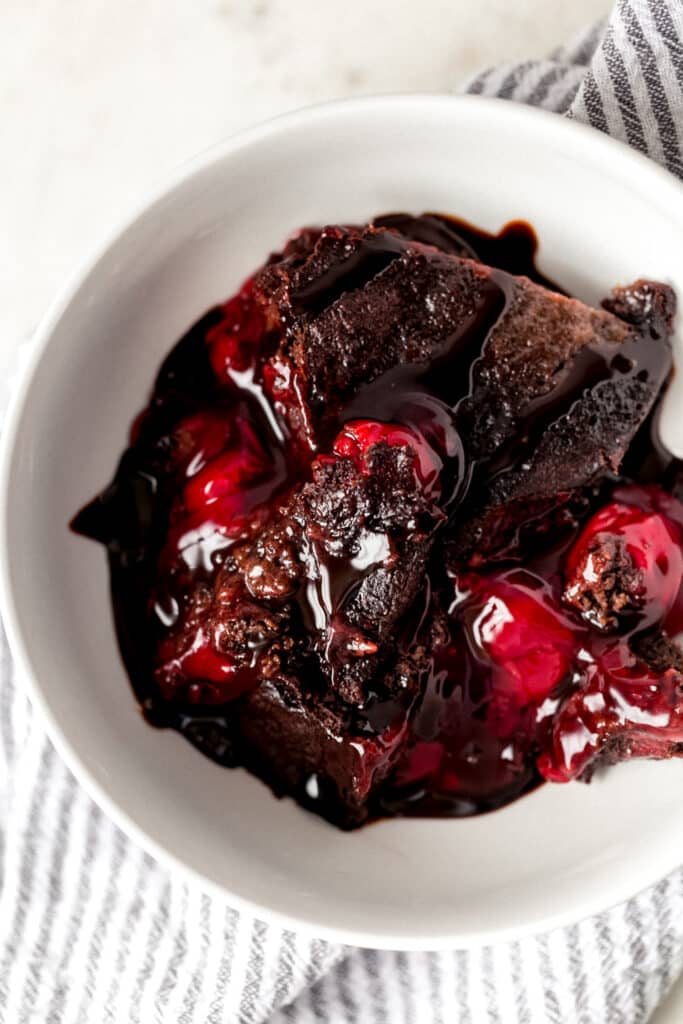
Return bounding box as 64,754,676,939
3,95,683,949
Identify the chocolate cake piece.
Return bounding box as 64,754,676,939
256,226,675,562
157,422,441,710
236,680,393,827
631,629,683,674
290,422,443,695
452,278,676,562
232,646,427,828
226,567,446,828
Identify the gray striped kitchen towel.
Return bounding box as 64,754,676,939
3,1,683,1021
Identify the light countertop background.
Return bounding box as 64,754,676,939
9,2,683,1022
1,0,611,384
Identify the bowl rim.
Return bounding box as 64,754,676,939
3,93,683,950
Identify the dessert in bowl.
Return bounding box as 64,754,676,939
73,210,683,829
4,96,683,947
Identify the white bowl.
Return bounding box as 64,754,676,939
3,95,683,951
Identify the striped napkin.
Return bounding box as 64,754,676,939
2,1,683,1020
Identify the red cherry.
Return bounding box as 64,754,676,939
392,740,444,786
613,483,683,531
155,632,258,704
171,411,236,478
183,420,269,512
463,573,578,707
180,644,238,683
347,719,411,800
207,277,265,383
159,409,284,570
161,492,274,574
330,419,441,500
563,488,683,630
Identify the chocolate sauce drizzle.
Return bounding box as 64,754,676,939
374,212,561,290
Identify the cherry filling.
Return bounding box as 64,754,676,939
72,213,682,827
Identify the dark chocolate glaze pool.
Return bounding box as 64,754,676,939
72,212,681,827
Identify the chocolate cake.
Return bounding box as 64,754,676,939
73,212,683,829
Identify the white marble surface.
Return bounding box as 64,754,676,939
0,0,610,379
